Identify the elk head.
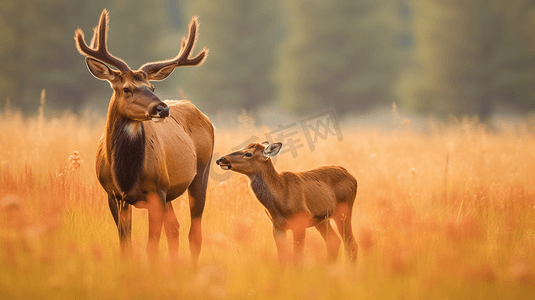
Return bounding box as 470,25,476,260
74,9,207,123
216,142,283,175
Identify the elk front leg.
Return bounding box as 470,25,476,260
164,202,180,262
292,227,306,265
108,195,132,255
273,227,289,266
146,193,165,262
118,201,133,255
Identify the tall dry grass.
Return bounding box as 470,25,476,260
1,104,535,299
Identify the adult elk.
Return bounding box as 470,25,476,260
216,142,358,265
74,9,214,265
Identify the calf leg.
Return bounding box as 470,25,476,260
333,203,358,262
273,227,289,266
315,221,341,262
292,227,306,265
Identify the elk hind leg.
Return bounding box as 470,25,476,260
187,165,210,267
333,203,358,262
315,220,341,262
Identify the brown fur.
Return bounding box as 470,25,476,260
217,143,358,265
75,9,213,265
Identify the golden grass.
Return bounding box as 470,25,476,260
1,107,535,299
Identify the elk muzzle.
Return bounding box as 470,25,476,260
216,157,231,170
148,102,170,123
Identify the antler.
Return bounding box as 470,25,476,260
140,16,208,76
74,9,130,73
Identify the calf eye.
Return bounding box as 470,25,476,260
123,88,131,94
244,152,253,158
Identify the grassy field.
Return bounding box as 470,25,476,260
1,106,535,299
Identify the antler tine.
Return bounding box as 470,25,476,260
140,16,208,75
89,26,98,49
74,9,130,73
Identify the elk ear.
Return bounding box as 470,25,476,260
146,64,176,81
261,141,270,147
263,142,282,158
85,57,119,82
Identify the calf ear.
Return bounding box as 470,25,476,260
263,142,283,158
261,141,270,146
86,57,119,82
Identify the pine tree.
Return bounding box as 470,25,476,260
0,0,25,108
404,0,535,119
178,0,281,113
275,0,405,115
4,0,168,113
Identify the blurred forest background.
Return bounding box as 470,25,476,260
1,0,535,121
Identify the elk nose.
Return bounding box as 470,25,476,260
155,105,170,118
216,157,226,165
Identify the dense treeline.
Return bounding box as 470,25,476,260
402,0,535,119
0,0,167,113
1,0,534,118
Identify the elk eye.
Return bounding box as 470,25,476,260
244,152,253,158
123,88,131,94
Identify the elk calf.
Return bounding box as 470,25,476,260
216,142,358,264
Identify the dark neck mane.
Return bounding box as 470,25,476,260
108,116,145,193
